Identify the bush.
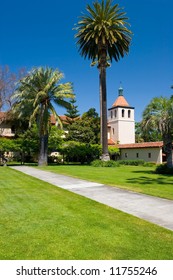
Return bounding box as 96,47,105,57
155,164,173,175
143,162,156,167
60,142,101,164
118,159,145,166
91,160,120,167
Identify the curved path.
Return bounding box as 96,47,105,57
11,166,173,231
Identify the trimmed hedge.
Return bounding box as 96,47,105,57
91,160,120,167
117,159,145,166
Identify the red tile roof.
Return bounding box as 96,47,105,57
108,138,116,145
118,141,163,149
112,95,130,107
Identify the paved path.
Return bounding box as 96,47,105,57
10,166,173,231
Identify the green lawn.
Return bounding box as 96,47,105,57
1,167,173,260
38,165,173,200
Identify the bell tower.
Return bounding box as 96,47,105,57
108,87,135,144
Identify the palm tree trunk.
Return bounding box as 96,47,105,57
163,135,173,168
38,105,48,166
38,134,48,166
98,47,110,161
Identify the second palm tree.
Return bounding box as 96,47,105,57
75,0,132,160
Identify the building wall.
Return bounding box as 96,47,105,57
120,147,162,164
108,107,135,144
0,123,15,137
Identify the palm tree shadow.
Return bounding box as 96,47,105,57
127,171,173,185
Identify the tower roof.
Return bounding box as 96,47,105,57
112,87,130,108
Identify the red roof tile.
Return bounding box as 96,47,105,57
108,138,116,145
112,95,130,107
118,141,163,149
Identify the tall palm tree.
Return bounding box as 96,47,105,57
12,67,74,166
142,96,173,168
74,0,132,160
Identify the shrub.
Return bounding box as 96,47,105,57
118,159,145,166
143,162,156,167
155,164,173,175
91,160,120,167
60,142,101,164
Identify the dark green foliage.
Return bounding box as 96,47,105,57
155,164,173,175
91,159,120,167
81,108,100,144
118,159,145,166
66,108,100,144
64,98,80,125
65,119,96,144
60,141,101,164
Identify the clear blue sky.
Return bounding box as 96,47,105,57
1,0,172,121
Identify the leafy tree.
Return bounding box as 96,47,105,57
65,118,95,144
74,0,132,160
82,108,100,144
142,96,173,168
15,124,39,163
0,137,20,164
48,126,64,153
64,98,80,125
12,67,74,166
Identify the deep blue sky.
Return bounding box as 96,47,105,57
1,0,172,121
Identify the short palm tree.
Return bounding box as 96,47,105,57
74,0,132,160
142,96,173,168
12,67,74,166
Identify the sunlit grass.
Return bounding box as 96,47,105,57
0,167,173,260
38,165,173,200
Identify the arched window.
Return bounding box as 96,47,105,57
128,110,131,118
114,110,117,118
122,109,125,118
111,111,113,118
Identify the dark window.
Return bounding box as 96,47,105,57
148,153,151,158
136,153,139,158
114,110,117,118
128,110,131,118
122,109,125,118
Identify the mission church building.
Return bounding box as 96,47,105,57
108,87,163,164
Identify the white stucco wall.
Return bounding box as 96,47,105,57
108,107,135,144
120,147,162,164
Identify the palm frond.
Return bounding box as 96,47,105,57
74,0,132,64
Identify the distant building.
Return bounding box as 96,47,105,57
108,87,135,144
108,87,164,164
0,112,15,137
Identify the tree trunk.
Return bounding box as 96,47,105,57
98,47,110,161
163,135,173,168
38,134,48,166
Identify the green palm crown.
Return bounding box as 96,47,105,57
74,0,132,64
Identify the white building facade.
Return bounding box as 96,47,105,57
108,87,135,144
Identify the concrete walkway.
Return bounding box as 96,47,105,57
10,166,173,231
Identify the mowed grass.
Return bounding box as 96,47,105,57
38,165,173,200
1,167,173,260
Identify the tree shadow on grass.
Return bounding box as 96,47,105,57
127,175,173,185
